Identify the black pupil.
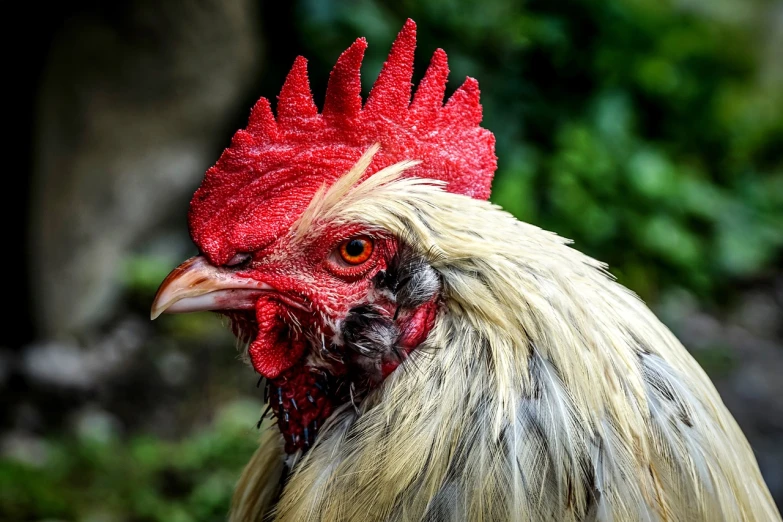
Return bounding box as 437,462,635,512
345,239,366,257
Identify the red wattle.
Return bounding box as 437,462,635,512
248,297,306,378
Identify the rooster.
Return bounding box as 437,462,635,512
151,19,780,522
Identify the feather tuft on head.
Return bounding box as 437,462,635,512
189,18,497,264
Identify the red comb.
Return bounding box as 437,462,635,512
189,19,497,264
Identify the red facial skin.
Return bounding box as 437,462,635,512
233,230,395,379
218,232,437,454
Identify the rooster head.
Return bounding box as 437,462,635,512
151,19,496,453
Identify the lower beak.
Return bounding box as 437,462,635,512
150,256,272,320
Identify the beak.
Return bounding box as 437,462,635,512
150,256,272,320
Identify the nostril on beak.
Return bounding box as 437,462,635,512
226,253,252,268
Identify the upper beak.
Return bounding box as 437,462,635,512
150,256,272,320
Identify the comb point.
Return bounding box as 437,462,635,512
323,37,368,122
247,97,278,138
444,77,482,126
411,48,449,115
365,19,417,118
277,56,318,122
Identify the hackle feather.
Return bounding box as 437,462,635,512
231,153,780,522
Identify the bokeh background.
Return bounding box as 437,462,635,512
3,0,782,520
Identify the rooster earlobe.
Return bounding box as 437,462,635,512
364,18,416,120
410,48,449,116
277,56,319,123
323,38,368,123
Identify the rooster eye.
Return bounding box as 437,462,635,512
339,237,373,265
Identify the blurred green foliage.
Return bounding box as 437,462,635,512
299,0,783,302
0,400,263,522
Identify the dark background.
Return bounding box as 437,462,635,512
3,0,782,520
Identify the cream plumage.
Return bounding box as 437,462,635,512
229,152,780,521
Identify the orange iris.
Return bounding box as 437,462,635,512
339,237,373,265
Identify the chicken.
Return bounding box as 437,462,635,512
151,19,780,522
